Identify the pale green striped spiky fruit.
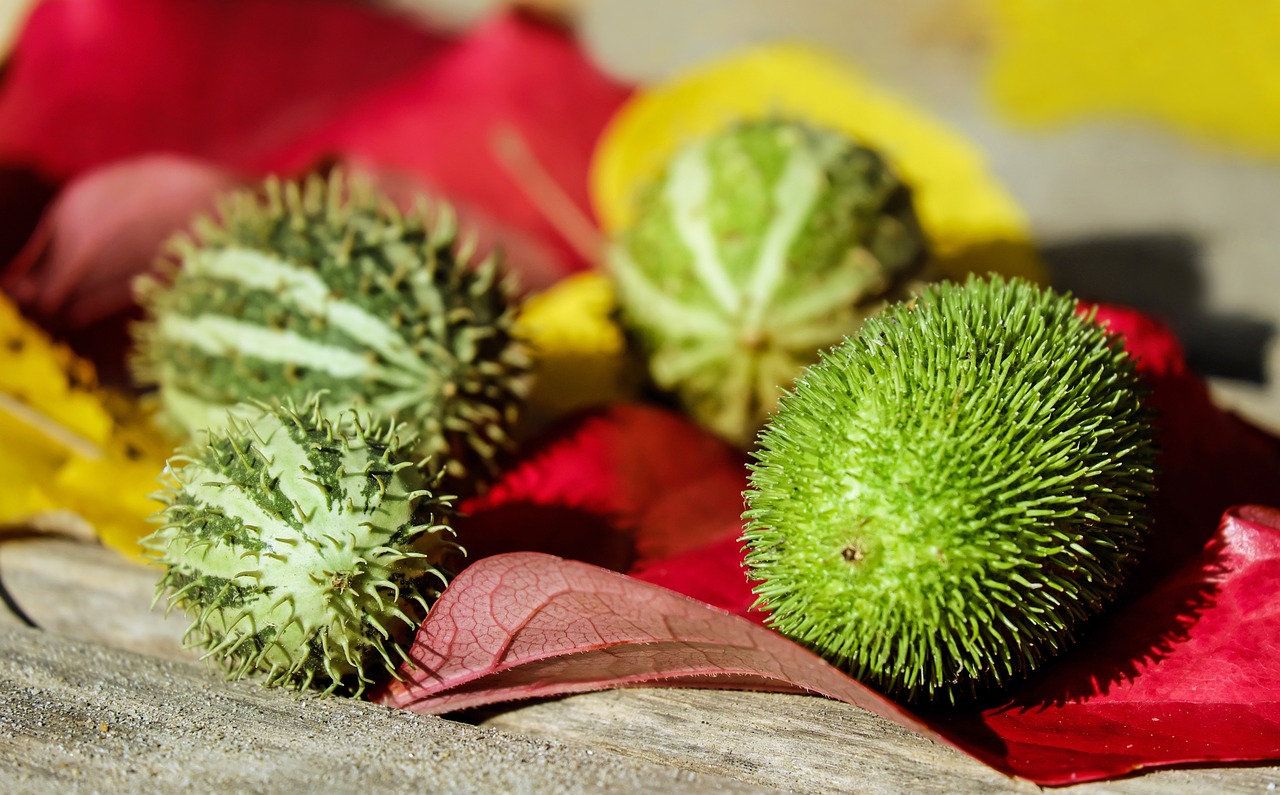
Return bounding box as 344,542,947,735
608,118,927,446
145,397,454,694
744,277,1157,705
133,171,531,486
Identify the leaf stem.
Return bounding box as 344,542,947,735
490,125,605,265
0,391,104,460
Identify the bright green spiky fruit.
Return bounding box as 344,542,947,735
145,397,454,695
743,276,1157,705
608,118,927,446
133,171,531,485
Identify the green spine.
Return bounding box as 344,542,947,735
133,171,531,486
609,118,926,446
743,276,1157,704
145,397,455,694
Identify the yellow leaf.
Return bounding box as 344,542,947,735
53,392,175,562
989,0,1280,158
590,43,1045,283
514,272,643,432
0,293,111,520
0,292,172,562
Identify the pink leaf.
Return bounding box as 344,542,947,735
0,155,238,381
1,156,579,382
4,154,574,327
374,550,937,745
3,155,239,328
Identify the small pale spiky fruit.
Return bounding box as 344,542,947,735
145,397,454,694
743,276,1157,705
608,118,926,446
133,171,530,485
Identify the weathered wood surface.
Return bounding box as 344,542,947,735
0,624,771,795
3,537,1280,794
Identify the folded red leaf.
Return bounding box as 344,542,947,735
0,0,448,178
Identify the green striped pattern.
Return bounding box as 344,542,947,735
744,277,1156,704
609,119,926,445
145,398,454,694
133,172,530,487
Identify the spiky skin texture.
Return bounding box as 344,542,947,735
608,118,926,446
133,171,531,486
144,398,454,695
743,277,1157,705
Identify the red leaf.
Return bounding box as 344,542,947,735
279,13,632,271
460,403,749,572
936,506,1280,784
0,0,448,178
1092,304,1280,587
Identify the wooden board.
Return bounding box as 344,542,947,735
2,536,1279,793
0,622,773,795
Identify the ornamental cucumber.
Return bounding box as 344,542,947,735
145,397,454,694
744,277,1157,704
609,118,927,445
133,171,530,487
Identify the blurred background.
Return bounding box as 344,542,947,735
3,0,1277,429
